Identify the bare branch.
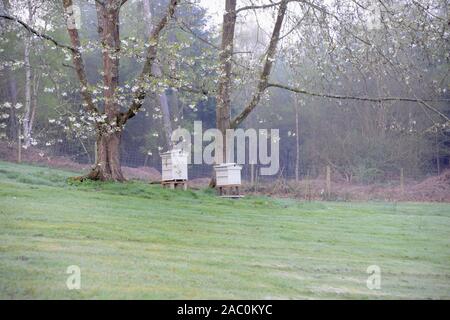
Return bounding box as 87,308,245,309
120,0,178,125
410,0,445,22
93,0,105,6
266,82,450,121
0,13,77,53
62,0,98,114
235,1,284,14
230,0,289,129
176,18,252,71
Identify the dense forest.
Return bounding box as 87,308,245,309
0,0,449,183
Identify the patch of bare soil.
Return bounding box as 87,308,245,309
122,166,161,181
405,170,450,202
243,171,450,202
188,178,211,189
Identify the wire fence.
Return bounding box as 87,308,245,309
3,132,450,202
1,134,291,182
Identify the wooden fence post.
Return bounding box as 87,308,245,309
254,167,259,192
17,125,21,163
326,165,331,199
305,172,311,201
250,163,254,186
400,168,404,195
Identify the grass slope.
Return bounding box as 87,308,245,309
0,161,449,299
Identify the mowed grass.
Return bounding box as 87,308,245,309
0,161,449,299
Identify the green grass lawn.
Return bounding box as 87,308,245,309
0,161,449,299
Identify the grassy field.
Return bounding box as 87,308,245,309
0,161,449,299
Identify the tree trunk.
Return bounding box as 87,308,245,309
436,133,440,175
216,0,237,161
17,124,21,163
89,2,125,181
22,0,34,147
5,67,18,140
1,0,17,140
62,0,178,181
87,131,125,181
209,0,237,188
294,97,300,182
29,71,40,141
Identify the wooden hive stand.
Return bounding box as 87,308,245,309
161,179,188,190
216,184,243,198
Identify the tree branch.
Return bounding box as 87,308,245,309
120,0,178,125
266,82,450,121
1,8,98,115
93,0,105,6
236,1,284,14
62,0,98,114
0,13,77,53
230,0,289,129
176,18,252,71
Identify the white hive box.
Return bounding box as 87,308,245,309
161,149,188,181
214,163,242,186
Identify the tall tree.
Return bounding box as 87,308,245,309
214,0,288,163
204,0,289,186
0,0,18,141
216,0,236,155
22,0,34,147
60,0,178,181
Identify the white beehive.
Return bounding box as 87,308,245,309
161,149,188,181
214,163,242,186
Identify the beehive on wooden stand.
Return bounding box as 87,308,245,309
214,163,243,197
160,149,188,190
